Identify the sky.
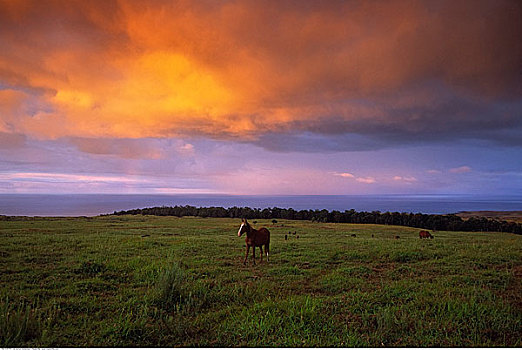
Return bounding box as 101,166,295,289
0,0,521,195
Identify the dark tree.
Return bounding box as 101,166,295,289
111,205,522,234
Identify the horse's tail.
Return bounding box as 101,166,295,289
264,228,270,262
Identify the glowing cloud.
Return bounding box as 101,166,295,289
0,0,520,148
334,172,355,178
356,177,376,184
449,166,472,174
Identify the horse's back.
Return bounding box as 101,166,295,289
258,227,270,243
419,230,430,238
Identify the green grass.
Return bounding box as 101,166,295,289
0,216,520,346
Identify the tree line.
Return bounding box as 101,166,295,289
111,205,522,234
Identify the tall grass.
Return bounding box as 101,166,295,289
0,296,58,346
154,262,216,314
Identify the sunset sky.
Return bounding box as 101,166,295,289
0,0,521,195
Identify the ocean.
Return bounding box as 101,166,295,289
1,194,521,217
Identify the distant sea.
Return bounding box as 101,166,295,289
1,194,521,217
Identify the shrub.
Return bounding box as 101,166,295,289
155,263,189,313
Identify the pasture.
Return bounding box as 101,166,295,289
0,215,521,347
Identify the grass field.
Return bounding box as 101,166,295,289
1,215,521,347
458,211,522,223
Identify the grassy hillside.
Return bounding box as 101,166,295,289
458,211,522,223
1,216,521,347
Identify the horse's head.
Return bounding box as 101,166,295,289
238,218,250,237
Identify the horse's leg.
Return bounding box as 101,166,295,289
244,245,250,265
265,244,269,262
252,246,256,265
259,245,263,263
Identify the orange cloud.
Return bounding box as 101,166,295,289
0,0,520,145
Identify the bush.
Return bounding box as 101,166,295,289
155,263,189,313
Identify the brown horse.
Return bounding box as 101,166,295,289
419,230,434,239
237,218,270,265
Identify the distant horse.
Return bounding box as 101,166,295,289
419,230,434,239
238,218,270,265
